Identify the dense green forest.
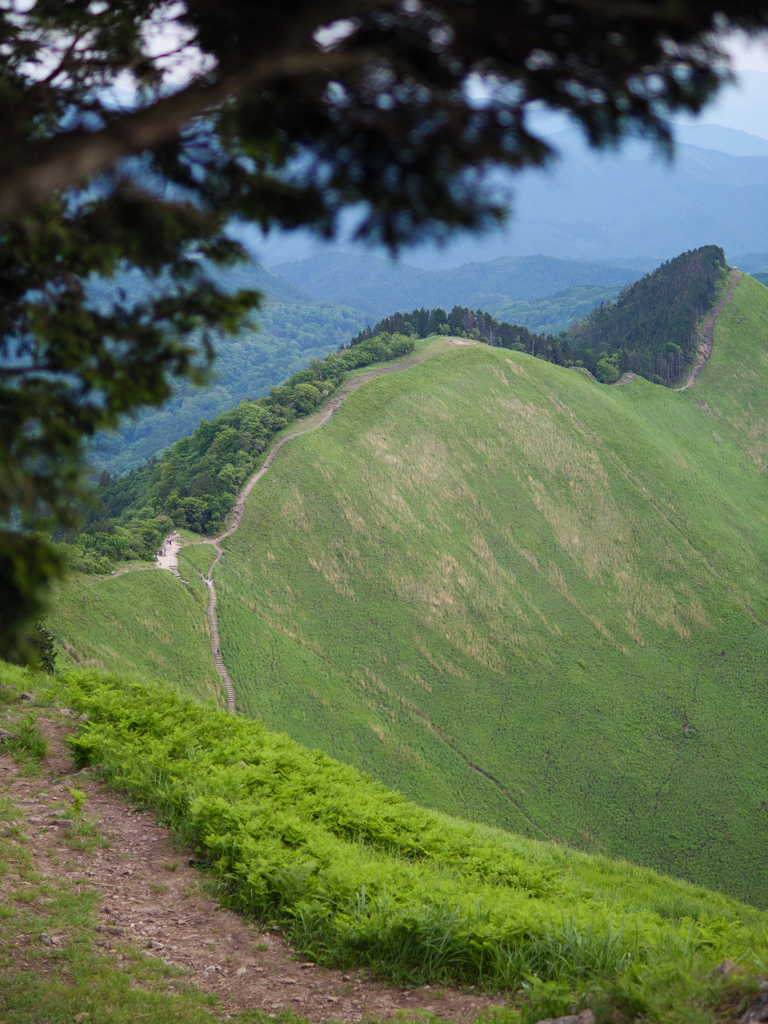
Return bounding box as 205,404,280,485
569,246,727,382
348,304,562,356
60,332,415,569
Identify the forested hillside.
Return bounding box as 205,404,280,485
492,284,621,335
92,300,368,476
569,246,727,382
61,332,415,568
272,251,644,318
348,247,731,383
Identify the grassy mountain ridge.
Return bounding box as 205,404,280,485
202,274,768,907
46,272,768,912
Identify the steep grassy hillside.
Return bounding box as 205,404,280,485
45,555,221,705
21,666,768,1008
4,661,768,1024
210,276,768,907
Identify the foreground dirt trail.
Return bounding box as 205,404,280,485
203,341,474,712
0,708,501,1022
676,269,740,391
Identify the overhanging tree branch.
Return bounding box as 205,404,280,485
0,46,369,223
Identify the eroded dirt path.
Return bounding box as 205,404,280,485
202,341,474,712
675,269,740,391
0,706,501,1022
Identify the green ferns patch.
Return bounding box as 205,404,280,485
60,669,768,991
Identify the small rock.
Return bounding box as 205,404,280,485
19,692,35,702
737,984,768,1024
40,934,53,946
0,728,18,742
96,940,110,949
204,965,218,973
96,925,127,936
235,967,247,977
74,1015,91,1022
708,958,743,978
533,1012,596,1024
280,978,297,985
300,962,315,969
0,685,17,695
78,713,89,722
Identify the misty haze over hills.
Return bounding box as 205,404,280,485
237,70,768,276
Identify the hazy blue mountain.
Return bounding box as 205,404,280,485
732,252,768,273
672,69,768,140
206,260,314,305
670,123,768,156
241,139,768,269
235,71,768,271
270,252,644,319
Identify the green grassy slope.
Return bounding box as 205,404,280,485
45,557,222,705
30,668,768,992
4,662,768,1024
213,277,768,907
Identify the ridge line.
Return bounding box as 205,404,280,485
203,341,472,713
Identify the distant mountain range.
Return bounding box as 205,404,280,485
235,70,768,272
270,253,646,320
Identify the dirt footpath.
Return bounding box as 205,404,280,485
155,531,182,573
0,710,504,1022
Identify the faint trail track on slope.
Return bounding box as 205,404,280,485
202,342,471,712
675,269,740,392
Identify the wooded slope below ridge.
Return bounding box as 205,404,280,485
207,272,768,908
